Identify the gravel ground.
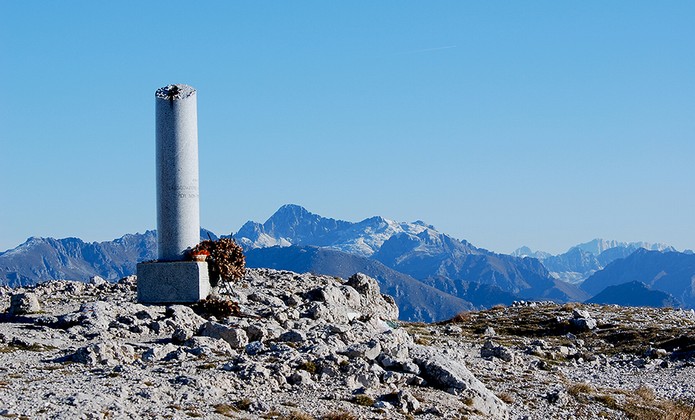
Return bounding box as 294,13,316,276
1,272,695,419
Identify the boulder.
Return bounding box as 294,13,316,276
480,340,514,362
78,301,117,331
411,346,508,418
346,273,399,320
279,329,307,343
8,293,40,315
142,343,179,362
344,339,382,361
72,343,136,366
184,336,235,356
570,309,597,331
165,305,206,338
89,276,107,286
199,321,249,348
393,390,420,413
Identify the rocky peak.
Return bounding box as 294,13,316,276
0,269,508,418
233,205,436,258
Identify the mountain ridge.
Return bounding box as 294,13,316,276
514,239,680,285
3,204,693,314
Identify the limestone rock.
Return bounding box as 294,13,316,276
393,390,420,413
184,336,235,357
8,293,40,315
165,305,206,338
72,342,136,366
89,275,107,286
411,346,509,418
142,343,179,362
279,329,307,343
346,273,399,320
570,309,597,331
200,321,248,348
344,339,382,361
481,339,514,362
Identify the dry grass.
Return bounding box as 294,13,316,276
414,336,432,346
429,302,695,359
235,398,253,411
619,395,695,420
0,342,57,353
595,394,620,410
213,403,238,417
321,412,358,420
280,411,315,420
567,382,594,397
635,385,656,401
446,311,473,324
461,396,475,406
196,362,217,370
353,394,374,407
496,392,515,404
298,361,317,374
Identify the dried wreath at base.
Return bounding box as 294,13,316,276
192,295,240,319
189,238,245,296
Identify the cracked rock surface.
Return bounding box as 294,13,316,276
2,270,695,419
0,269,506,419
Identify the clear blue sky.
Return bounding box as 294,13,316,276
1,1,693,255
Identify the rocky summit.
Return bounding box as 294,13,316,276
1,270,695,419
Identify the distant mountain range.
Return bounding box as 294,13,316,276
580,249,695,307
2,204,694,319
586,281,678,308
244,246,472,322
513,239,679,284
236,204,435,258
0,229,216,288
234,205,587,307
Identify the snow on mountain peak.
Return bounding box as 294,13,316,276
233,205,435,257
570,238,677,256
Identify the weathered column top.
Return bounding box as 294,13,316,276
155,84,196,100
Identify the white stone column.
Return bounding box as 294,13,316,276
137,84,209,304
155,84,200,261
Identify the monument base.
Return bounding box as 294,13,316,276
137,261,210,304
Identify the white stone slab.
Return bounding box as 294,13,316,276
137,261,210,303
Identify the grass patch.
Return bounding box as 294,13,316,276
0,343,57,353
567,382,595,404
322,412,359,420
298,361,317,374
496,392,515,404
197,362,217,370
353,394,375,407
567,382,594,397
595,394,620,410
279,412,315,420
213,403,238,417
414,336,431,346
235,398,253,411
635,385,656,402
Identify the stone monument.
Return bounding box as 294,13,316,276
137,84,210,303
